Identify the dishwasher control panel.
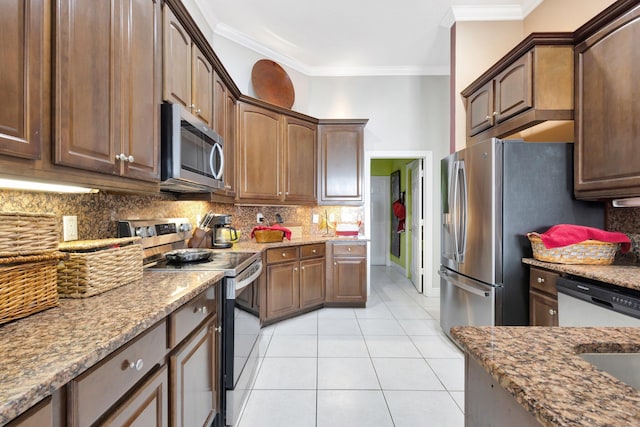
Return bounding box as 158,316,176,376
557,276,640,320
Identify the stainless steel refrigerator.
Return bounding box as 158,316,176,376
439,138,604,340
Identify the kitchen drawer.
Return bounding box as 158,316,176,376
332,243,366,257
67,319,167,427
300,244,325,259
266,247,299,264
529,267,558,296
168,285,217,348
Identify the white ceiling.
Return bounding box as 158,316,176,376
195,0,542,76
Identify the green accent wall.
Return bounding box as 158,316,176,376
371,158,416,274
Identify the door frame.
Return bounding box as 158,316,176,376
364,150,435,296
370,176,391,266
406,159,423,293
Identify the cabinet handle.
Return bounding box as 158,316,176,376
127,358,144,371
347,247,351,252
485,115,491,120
549,309,557,316
285,191,289,195
190,104,196,109
537,277,545,284
195,306,208,315
127,155,134,163
115,153,126,161
282,252,286,257
334,262,337,266
215,326,222,333
493,111,498,116
278,191,282,195
312,249,317,254
301,266,305,270
195,108,201,114
293,267,298,272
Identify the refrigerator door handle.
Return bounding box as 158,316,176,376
438,269,491,297
451,161,461,262
457,161,468,263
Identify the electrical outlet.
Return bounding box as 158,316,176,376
312,214,319,224
63,215,78,241
257,213,264,223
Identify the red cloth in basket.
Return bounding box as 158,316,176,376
537,224,630,253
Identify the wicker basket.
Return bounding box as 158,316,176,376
0,212,58,257
254,230,285,243
57,237,143,298
528,233,619,265
0,252,65,325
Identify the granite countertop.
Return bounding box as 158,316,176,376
523,258,640,292
452,326,640,426
227,234,368,252
0,270,224,425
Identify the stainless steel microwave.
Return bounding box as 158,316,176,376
160,103,224,193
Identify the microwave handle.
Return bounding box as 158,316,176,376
210,142,224,180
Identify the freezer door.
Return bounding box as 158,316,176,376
440,154,457,268
439,268,496,341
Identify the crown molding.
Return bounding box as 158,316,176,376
215,23,449,77
440,1,544,28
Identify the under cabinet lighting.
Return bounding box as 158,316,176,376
612,198,640,208
0,178,99,194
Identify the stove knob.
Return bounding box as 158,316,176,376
135,227,147,237
146,226,156,237
179,223,192,232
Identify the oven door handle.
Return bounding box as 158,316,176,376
235,260,263,295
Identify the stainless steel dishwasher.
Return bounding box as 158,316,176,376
556,276,640,326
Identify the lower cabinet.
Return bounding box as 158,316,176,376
529,267,559,326
170,318,217,427
264,244,327,323
7,396,54,427
63,283,221,427
100,365,169,427
326,242,367,305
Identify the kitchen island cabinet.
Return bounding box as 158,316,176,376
574,2,640,199
55,0,161,182
0,0,47,160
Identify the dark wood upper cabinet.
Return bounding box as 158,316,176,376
55,0,161,182
318,121,367,205
0,0,46,160
462,34,574,144
191,44,213,127
574,2,640,199
162,6,191,109
284,117,317,203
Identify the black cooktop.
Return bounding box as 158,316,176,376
148,251,257,275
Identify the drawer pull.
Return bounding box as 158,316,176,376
293,267,298,272
282,252,286,257
312,249,317,254
549,309,557,316
195,306,208,315
537,277,545,284
128,358,144,371
215,326,222,333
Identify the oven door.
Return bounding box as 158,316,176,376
223,260,262,426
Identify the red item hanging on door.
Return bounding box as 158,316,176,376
392,199,406,233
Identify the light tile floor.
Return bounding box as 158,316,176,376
237,266,465,427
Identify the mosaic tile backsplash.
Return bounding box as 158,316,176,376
0,190,363,243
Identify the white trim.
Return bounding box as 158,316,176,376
364,150,435,296
214,24,449,77
441,2,544,28
522,0,544,17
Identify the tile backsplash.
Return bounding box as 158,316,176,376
0,190,363,242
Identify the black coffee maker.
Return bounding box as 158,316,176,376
210,214,238,248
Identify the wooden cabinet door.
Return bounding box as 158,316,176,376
0,0,46,160
101,365,169,427
170,318,217,427
223,93,237,197
7,397,52,427
331,256,366,303
238,103,282,201
494,52,532,124
466,80,494,137
121,0,161,182
162,5,191,108
318,124,364,205
266,261,300,319
575,5,640,198
55,0,118,174
213,72,226,136
300,258,325,308
529,291,558,326
191,44,213,127
284,117,316,203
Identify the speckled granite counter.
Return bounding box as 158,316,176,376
452,326,640,426
225,234,368,252
523,258,640,291
0,270,224,425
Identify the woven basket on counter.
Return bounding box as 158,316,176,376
57,237,143,298
0,252,66,325
0,212,58,257
527,233,619,265
253,230,285,243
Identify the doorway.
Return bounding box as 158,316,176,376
364,151,434,296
